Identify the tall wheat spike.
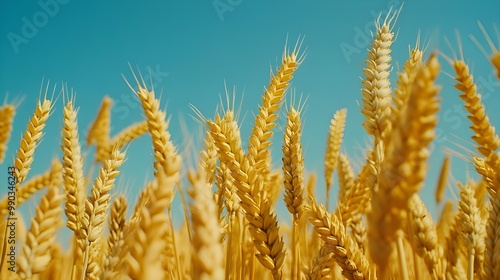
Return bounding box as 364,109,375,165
324,108,347,209
80,148,126,279
247,43,302,194
369,54,441,273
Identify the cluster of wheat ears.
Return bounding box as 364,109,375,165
1,11,500,280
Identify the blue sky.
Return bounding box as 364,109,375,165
1,0,499,235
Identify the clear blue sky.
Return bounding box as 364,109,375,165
1,1,499,234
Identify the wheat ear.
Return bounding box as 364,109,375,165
126,72,179,175
2,95,51,277
309,245,335,280
282,105,305,279
369,54,440,271
453,59,500,161
187,168,224,280
484,178,500,279
208,116,286,279
306,197,370,280
0,104,15,165
87,96,112,162
408,195,444,279
86,96,112,145
80,147,126,279
247,44,302,191
199,129,218,185
435,155,450,203
324,108,347,210
457,181,486,279
361,10,397,140
15,97,52,186
282,106,305,220
17,177,63,279
126,158,181,280
436,200,455,244
102,195,128,280
391,44,423,125
61,100,86,233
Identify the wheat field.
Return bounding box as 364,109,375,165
1,10,500,280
